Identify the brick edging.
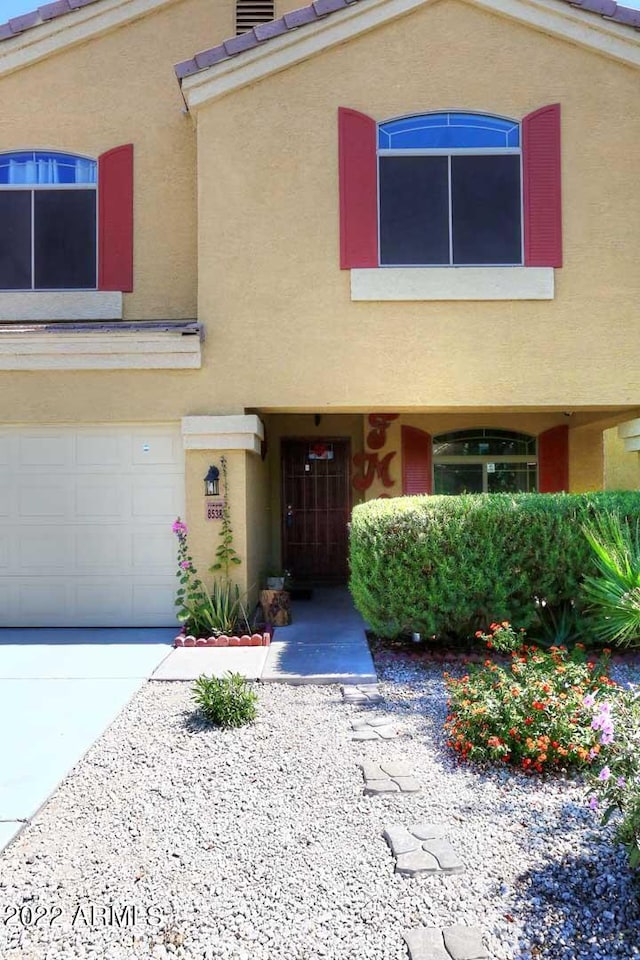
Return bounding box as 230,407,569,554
174,632,271,648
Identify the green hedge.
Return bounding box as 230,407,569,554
349,492,640,640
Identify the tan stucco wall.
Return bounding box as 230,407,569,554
195,0,640,412
604,427,640,490
185,447,252,596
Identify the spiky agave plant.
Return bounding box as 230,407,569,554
582,512,640,648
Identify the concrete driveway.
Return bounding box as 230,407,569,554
0,628,174,854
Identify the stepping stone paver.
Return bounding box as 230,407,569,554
383,823,464,876
341,683,384,704
404,926,489,960
351,715,405,740
360,761,420,795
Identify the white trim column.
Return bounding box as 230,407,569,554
618,419,640,452
181,415,264,454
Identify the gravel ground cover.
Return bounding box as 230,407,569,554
1,655,639,960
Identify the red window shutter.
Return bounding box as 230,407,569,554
522,104,562,267
338,107,378,269
538,425,569,493
402,426,432,495
98,144,134,291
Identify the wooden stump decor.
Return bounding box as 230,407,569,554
260,589,291,627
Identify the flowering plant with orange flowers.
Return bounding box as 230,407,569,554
444,630,616,773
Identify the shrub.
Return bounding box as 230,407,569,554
173,516,248,638
192,672,258,728
349,491,640,641
582,512,640,648
587,687,640,869
444,639,616,773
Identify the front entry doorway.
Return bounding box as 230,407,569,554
281,438,351,583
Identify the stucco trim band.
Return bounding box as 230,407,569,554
0,327,201,369
618,418,640,451
350,266,554,301
180,0,640,111
0,291,123,322
181,415,265,455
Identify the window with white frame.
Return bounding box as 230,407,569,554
0,151,97,290
433,429,537,495
378,113,522,267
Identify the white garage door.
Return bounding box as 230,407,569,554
0,425,184,627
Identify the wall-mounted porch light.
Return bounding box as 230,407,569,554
204,464,220,497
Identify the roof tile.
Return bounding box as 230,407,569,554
571,0,618,14
253,17,289,40
8,11,41,33
283,6,319,28
607,4,640,24
194,44,228,69
313,0,350,16
40,1,72,21
223,31,259,56
174,58,199,79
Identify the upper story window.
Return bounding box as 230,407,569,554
378,112,522,267
338,104,562,275
0,151,98,291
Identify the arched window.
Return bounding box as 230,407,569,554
433,428,537,495
378,111,522,267
236,0,275,35
0,150,97,290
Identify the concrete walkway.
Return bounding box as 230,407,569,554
0,628,173,854
151,587,377,685
261,587,376,684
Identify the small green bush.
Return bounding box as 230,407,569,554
349,491,640,641
192,672,257,728
445,640,615,772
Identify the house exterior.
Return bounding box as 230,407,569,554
0,0,638,626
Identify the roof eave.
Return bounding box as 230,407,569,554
178,0,640,113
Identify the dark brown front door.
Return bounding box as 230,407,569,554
281,438,351,583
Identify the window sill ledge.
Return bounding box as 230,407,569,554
350,267,554,301
0,321,202,370
0,291,122,322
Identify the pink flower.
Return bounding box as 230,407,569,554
583,694,596,708
172,519,188,535
598,766,611,782
617,777,626,788
588,796,599,811
180,560,191,570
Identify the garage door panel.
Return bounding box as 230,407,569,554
75,581,133,624
131,433,180,466
75,479,130,518
18,480,71,518
133,582,178,620
19,582,73,622
132,480,182,518
75,433,125,467
2,424,184,627
76,532,125,570
132,531,175,569
0,481,10,516
19,434,73,467
19,528,75,570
